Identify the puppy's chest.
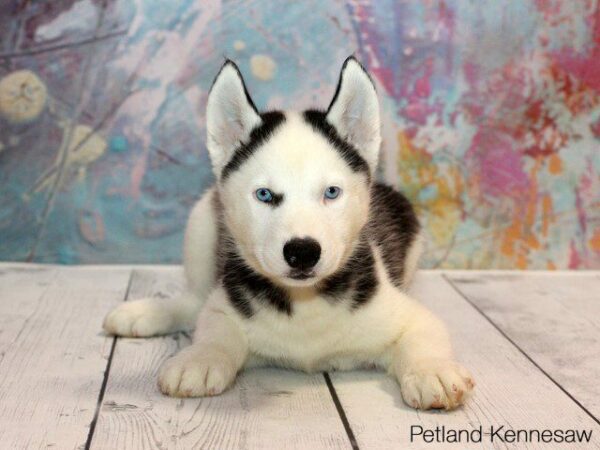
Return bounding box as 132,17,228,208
242,294,393,369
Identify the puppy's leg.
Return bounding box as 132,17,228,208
391,301,474,410
158,289,247,397
102,291,200,337
103,187,219,337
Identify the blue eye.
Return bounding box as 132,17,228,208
255,188,273,203
324,186,341,200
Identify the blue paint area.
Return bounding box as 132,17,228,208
109,135,128,153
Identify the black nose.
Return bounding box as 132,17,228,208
283,238,321,270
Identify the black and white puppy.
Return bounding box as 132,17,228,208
104,57,474,410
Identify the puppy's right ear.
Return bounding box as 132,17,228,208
206,60,262,177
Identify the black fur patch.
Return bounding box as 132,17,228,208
222,257,254,318
221,111,286,180
211,190,227,282
213,191,291,317
302,110,370,178
368,183,420,287
319,235,378,308
269,192,284,207
318,183,419,304
222,250,291,317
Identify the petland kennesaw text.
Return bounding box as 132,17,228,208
410,425,593,444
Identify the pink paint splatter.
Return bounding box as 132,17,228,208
551,7,600,92
398,59,442,125
466,129,531,199
568,240,583,269
414,71,432,98
463,61,480,88
532,0,561,20
370,67,395,96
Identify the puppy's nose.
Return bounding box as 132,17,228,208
283,238,321,270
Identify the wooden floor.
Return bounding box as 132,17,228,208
0,264,599,449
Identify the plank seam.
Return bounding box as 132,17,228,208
84,270,134,450
443,274,600,427
323,372,360,450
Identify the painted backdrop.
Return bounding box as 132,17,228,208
0,0,598,268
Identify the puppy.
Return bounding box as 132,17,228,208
104,57,474,410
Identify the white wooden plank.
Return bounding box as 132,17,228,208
0,265,131,450
444,270,600,322
329,272,600,449
91,268,350,450
447,271,600,419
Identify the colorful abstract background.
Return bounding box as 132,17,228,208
0,0,599,268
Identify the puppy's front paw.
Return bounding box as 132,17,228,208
398,359,474,410
103,299,174,337
158,348,237,397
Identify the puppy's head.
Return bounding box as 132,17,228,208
206,57,380,287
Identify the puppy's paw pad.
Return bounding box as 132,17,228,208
399,359,474,410
158,350,236,398
103,300,173,337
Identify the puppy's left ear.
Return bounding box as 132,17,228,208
326,56,381,171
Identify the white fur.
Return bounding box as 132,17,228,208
326,58,381,173
103,59,474,410
205,63,262,174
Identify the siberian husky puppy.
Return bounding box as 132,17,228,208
104,57,474,410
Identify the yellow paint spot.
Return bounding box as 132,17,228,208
67,125,107,165
31,124,107,194
501,221,520,257
250,54,277,81
233,40,246,51
499,159,544,269
548,153,562,174
516,252,528,270
0,70,47,123
526,234,540,250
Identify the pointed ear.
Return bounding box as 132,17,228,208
326,56,381,171
206,60,262,176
